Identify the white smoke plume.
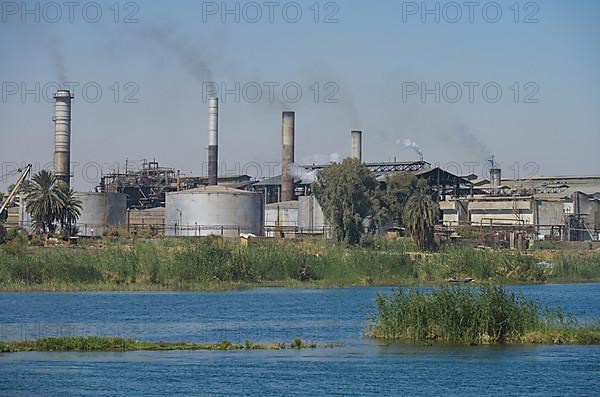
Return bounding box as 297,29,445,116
300,152,340,165
398,138,423,159
286,162,318,184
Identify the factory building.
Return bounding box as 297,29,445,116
7,88,598,243
100,160,254,210
441,166,600,241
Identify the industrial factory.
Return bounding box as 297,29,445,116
2,89,599,243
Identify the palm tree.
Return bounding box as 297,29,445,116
25,170,66,234
58,185,82,238
403,189,439,250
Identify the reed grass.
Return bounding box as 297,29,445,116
0,237,599,291
369,284,600,345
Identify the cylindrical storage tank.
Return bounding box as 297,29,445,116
165,186,264,237
75,192,127,237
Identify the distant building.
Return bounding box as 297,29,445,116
441,182,600,241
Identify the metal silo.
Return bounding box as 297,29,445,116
165,186,264,237
76,192,127,237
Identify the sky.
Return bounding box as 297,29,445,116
1,0,599,192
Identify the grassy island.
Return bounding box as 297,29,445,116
369,284,600,345
0,336,327,353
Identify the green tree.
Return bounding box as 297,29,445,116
24,170,81,236
369,185,390,234
385,174,421,223
403,187,439,250
313,158,376,245
58,185,82,238
370,174,428,234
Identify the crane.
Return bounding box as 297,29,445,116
0,164,32,222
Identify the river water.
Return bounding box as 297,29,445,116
1,284,599,396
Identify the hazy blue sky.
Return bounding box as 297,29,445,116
1,0,599,191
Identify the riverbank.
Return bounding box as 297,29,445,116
1,237,599,291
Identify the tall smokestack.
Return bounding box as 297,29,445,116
53,90,73,186
281,111,295,202
208,97,219,185
351,130,362,161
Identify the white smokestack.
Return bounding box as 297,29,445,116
207,97,218,185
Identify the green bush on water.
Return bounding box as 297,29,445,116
369,284,600,345
0,236,599,290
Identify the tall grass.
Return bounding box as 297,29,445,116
370,284,600,345
425,246,547,282
1,237,599,290
546,252,600,280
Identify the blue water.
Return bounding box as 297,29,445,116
1,284,599,396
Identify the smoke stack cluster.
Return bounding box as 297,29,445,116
281,111,295,202
53,90,73,186
351,130,362,161
207,97,219,185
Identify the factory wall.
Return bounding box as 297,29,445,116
440,200,469,226
128,208,165,231
298,195,327,232
468,198,534,226
534,200,566,237
574,192,600,238
265,201,298,237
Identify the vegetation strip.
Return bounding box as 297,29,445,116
1,237,599,291
0,336,338,353
369,284,600,345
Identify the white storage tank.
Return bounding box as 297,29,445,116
165,186,264,237
76,192,127,237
